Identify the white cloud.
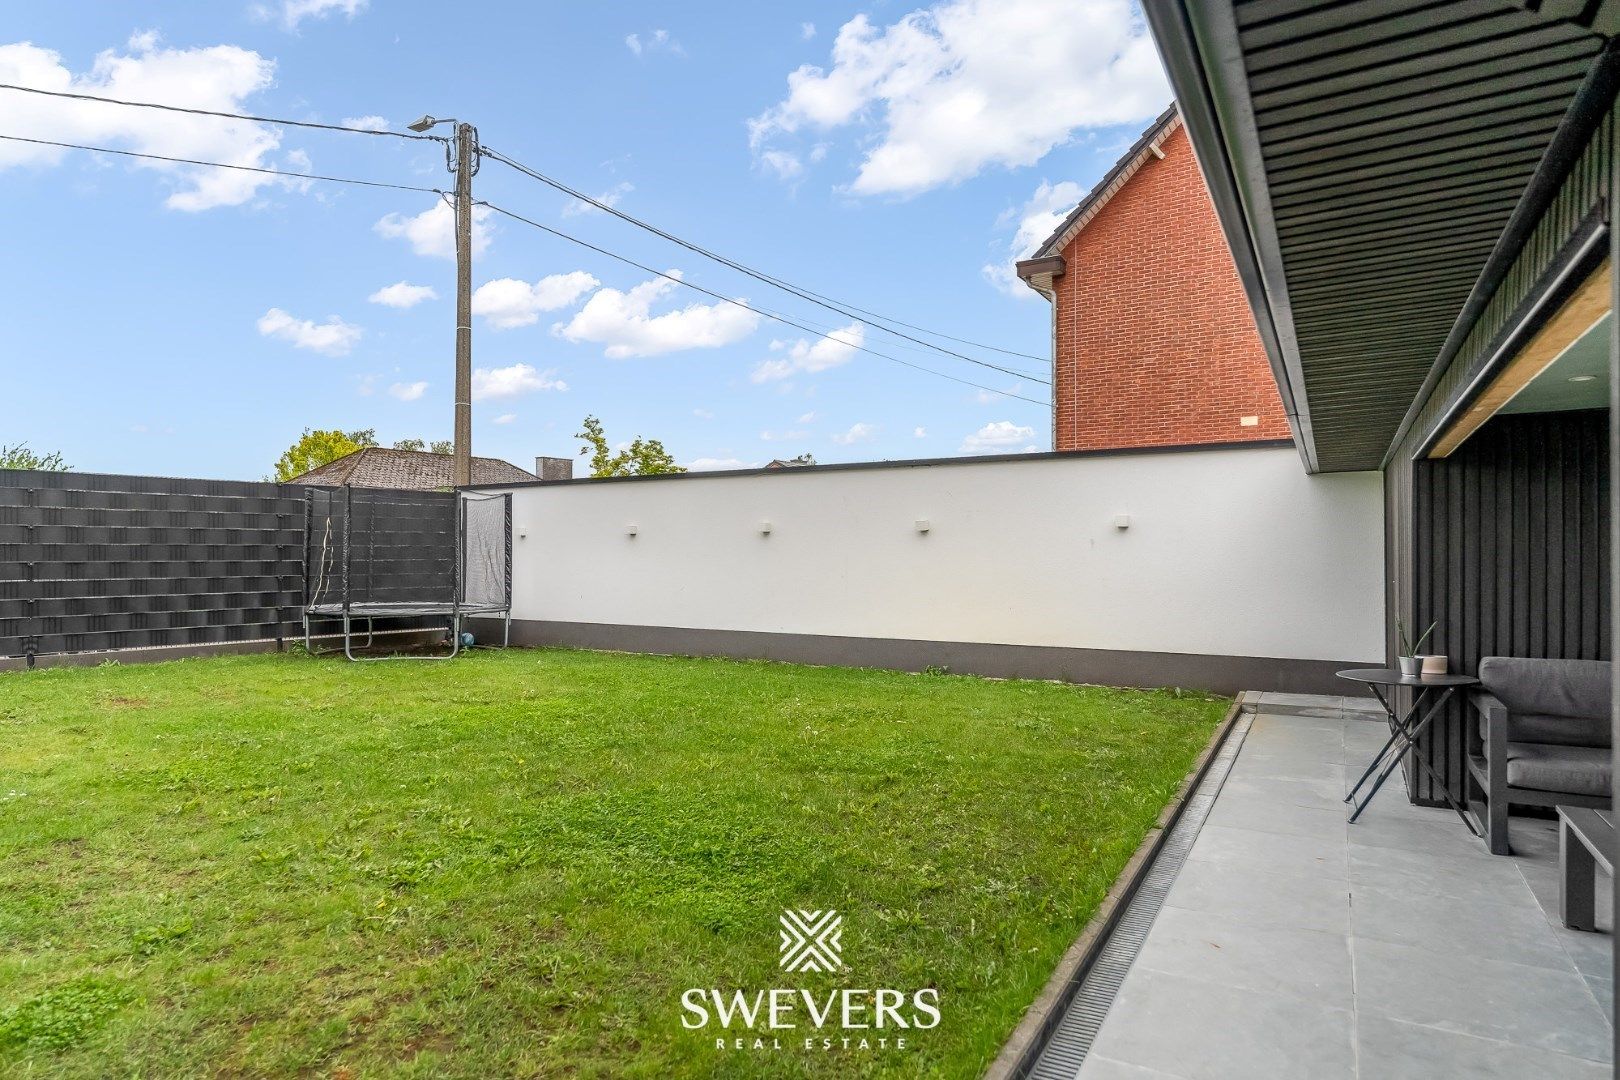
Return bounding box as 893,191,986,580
750,322,864,382
471,363,568,401
687,457,757,471
374,200,492,259
801,22,818,40
492,413,517,425
914,426,927,438
555,273,761,358
832,422,877,445
367,281,437,309
562,181,634,217
975,382,1029,403
748,0,1167,197
473,272,599,329
626,29,684,57
340,114,388,131
0,36,304,211
387,380,427,401
256,308,362,355
984,178,1084,295
960,420,1035,453
797,411,817,424
255,0,368,31
759,149,804,181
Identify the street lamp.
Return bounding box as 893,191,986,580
406,114,454,132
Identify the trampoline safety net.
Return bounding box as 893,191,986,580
302,486,512,659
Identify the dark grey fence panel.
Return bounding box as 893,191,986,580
0,469,304,659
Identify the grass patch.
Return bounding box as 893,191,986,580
0,648,1225,1077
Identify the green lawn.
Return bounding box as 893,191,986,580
0,648,1225,1078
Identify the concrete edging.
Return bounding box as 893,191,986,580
983,695,1247,1079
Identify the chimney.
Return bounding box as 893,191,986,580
535,455,574,482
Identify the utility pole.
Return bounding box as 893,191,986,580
452,121,476,488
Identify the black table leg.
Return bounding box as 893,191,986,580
1344,683,1428,805
1348,687,1476,835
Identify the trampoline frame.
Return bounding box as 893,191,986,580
301,486,512,661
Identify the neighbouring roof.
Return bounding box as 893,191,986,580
290,447,538,489
1019,104,1181,274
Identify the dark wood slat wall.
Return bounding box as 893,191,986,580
1401,410,1611,806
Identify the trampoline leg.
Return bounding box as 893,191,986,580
302,614,310,653
503,610,511,648
343,614,359,662
364,618,375,648
447,616,462,659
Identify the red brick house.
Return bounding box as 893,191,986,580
1016,105,1291,452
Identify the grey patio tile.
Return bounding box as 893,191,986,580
1350,878,1575,972
1216,768,1347,812
1248,711,1345,735
1355,1014,1610,1079
1347,807,1491,862
1164,856,1353,935
1354,936,1613,1062
1133,906,1353,1008
1185,823,1349,881
1225,748,1346,786
1587,977,1612,1021
1085,967,1355,1080
1205,794,1347,842
1343,722,1395,753
1348,841,1538,905
1255,702,1343,719
1259,692,1344,710
1078,1054,1188,1079
1342,695,1383,717
1552,923,1615,982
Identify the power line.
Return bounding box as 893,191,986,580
478,199,1051,408
0,82,445,142
0,134,446,194
479,145,1052,383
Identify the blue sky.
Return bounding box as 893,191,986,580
1,1,1168,479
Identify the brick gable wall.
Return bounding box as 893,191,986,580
1051,123,1291,451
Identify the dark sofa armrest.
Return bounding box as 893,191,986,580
1470,690,1508,761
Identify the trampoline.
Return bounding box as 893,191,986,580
302,486,512,660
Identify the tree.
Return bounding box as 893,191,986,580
575,415,686,478
0,443,68,471
392,438,453,454
271,428,376,483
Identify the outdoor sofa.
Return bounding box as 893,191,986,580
1467,657,1612,856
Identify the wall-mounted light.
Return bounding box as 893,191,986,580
760,521,773,535
1569,374,1597,383
625,524,638,537
1114,513,1131,530
915,519,931,534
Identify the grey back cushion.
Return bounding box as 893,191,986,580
1479,657,1612,748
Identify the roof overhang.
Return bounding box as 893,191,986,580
1142,0,1612,472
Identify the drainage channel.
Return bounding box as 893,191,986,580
1022,709,1254,1080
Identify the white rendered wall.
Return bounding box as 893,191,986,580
492,446,1384,662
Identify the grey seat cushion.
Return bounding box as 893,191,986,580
1493,742,1614,798
1478,657,1612,748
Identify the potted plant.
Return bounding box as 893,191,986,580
1396,617,1437,677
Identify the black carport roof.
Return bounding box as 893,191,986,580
1144,0,1615,471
